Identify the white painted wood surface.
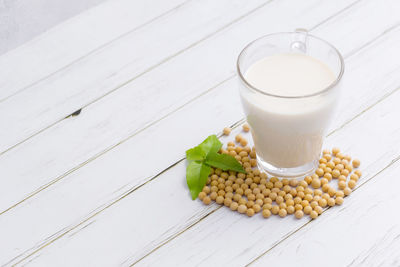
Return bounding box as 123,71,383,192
0,0,186,101
1,0,400,266
0,0,107,55
0,0,269,153
0,0,354,214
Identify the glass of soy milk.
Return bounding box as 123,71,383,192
237,30,344,178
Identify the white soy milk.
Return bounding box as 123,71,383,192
240,53,336,168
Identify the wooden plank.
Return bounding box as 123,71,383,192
0,0,106,55
0,0,187,101
123,82,400,267
250,158,400,266
0,0,359,214
0,79,241,266
3,2,368,264
3,3,400,265
26,85,400,266
311,0,400,133
0,0,270,153
312,0,400,58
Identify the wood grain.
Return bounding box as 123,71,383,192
130,76,400,267
2,1,400,265
0,0,186,101
0,1,369,264
250,156,400,267
0,0,370,215
0,2,362,217
0,0,270,154
27,84,400,266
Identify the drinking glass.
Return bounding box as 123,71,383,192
237,30,344,178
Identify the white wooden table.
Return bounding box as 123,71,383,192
1,0,400,266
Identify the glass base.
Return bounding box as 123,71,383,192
257,155,318,179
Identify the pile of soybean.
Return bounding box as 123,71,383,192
198,124,361,220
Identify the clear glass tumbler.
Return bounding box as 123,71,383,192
237,30,344,178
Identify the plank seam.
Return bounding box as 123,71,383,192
0,74,234,217
122,18,400,267
246,154,400,266
5,74,242,264
0,0,389,243
327,86,400,138
308,0,363,32
7,158,185,266
129,207,221,266
343,20,400,59
6,0,400,264
0,0,192,104
3,0,379,215
0,0,274,156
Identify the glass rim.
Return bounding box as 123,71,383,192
236,31,345,99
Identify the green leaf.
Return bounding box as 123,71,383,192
186,146,206,161
197,134,222,157
185,135,243,200
205,152,246,173
186,161,211,200
185,135,221,162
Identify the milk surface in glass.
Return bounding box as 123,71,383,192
240,53,336,169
